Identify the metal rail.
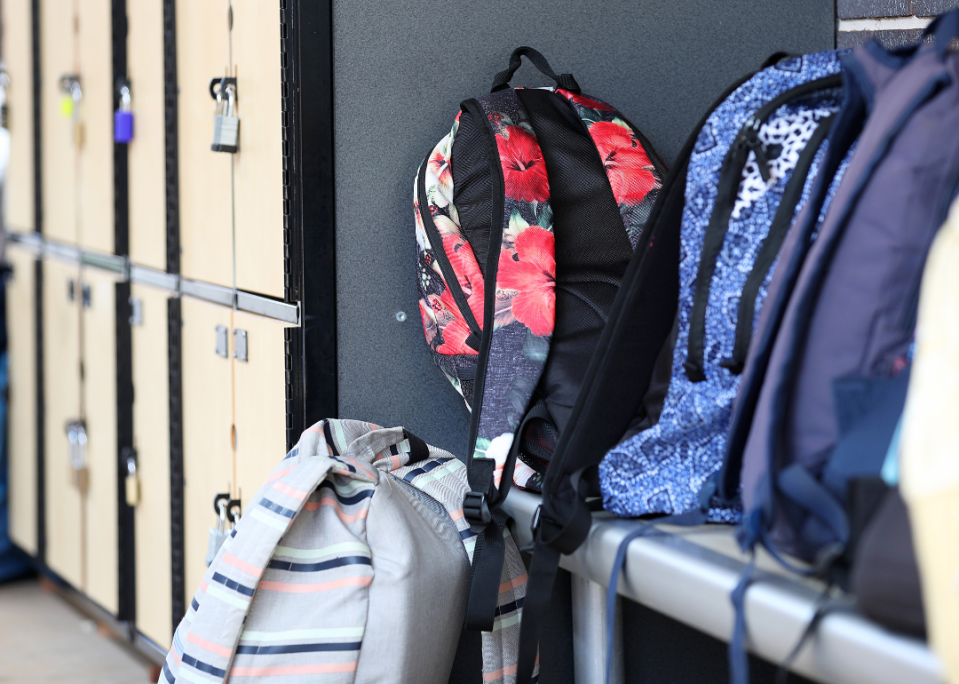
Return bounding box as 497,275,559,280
503,489,945,684
8,232,300,326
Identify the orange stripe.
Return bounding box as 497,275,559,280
390,455,401,470
272,480,308,501
303,496,370,523
199,581,209,593
257,575,372,593
265,466,295,483
222,553,263,579
306,423,325,434
231,663,357,677
483,664,518,682
187,632,233,659
172,649,182,664
449,508,465,521
499,573,528,594
343,456,375,479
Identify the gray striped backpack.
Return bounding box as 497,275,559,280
162,419,533,683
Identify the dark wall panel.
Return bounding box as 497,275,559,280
333,0,834,455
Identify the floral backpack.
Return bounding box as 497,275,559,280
413,47,665,632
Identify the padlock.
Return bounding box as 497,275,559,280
124,448,140,506
67,421,89,493
206,495,230,566
211,79,239,153
114,82,133,144
59,76,83,148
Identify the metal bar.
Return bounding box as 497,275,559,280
235,290,299,326
179,278,233,307
503,489,944,684
129,264,178,292
572,574,624,684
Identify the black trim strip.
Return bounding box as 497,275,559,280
32,0,45,562
163,0,179,274
461,97,505,464
34,258,45,561
416,159,482,343
722,114,835,374
113,0,135,627
684,74,842,382
289,0,337,434
167,297,185,632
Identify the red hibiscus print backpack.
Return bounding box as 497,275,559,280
413,47,665,630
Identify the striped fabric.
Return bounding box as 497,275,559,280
162,419,532,683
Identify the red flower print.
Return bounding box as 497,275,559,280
443,235,485,324
432,289,477,356
590,121,657,206
497,126,549,204
498,226,555,337
428,147,452,190
419,299,438,346
558,90,615,112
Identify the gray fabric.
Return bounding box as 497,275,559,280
332,0,835,457
356,474,469,684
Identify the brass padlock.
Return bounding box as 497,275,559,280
124,448,140,507
67,421,88,494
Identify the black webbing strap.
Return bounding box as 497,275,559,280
516,539,561,684
402,428,431,464
721,114,836,374
491,47,580,94
464,402,554,631
683,135,752,382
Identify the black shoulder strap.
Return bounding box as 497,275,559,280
514,69,760,684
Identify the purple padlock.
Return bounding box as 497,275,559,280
114,84,133,143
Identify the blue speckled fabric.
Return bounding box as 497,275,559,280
600,52,846,521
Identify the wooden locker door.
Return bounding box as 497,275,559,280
2,0,34,232
130,284,171,648
231,0,284,298
6,248,37,554
232,310,287,507
177,0,232,289
80,266,118,614
40,0,79,244
42,258,82,589
127,0,166,270
180,297,233,599
76,0,114,253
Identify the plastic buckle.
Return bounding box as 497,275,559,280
463,491,491,530
530,504,543,539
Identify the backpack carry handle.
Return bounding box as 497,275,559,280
923,8,959,60
491,47,581,93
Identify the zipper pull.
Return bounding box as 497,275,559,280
742,120,772,183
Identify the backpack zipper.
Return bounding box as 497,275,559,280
684,73,842,382
417,158,483,349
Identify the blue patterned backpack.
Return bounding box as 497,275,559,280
599,51,846,521
514,51,849,684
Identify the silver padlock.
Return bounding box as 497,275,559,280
211,79,239,153
206,497,230,566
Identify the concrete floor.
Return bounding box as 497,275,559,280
0,579,156,684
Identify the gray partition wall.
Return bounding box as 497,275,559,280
333,0,835,455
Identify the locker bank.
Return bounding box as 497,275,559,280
1,1,956,684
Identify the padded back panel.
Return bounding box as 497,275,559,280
333,0,833,457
